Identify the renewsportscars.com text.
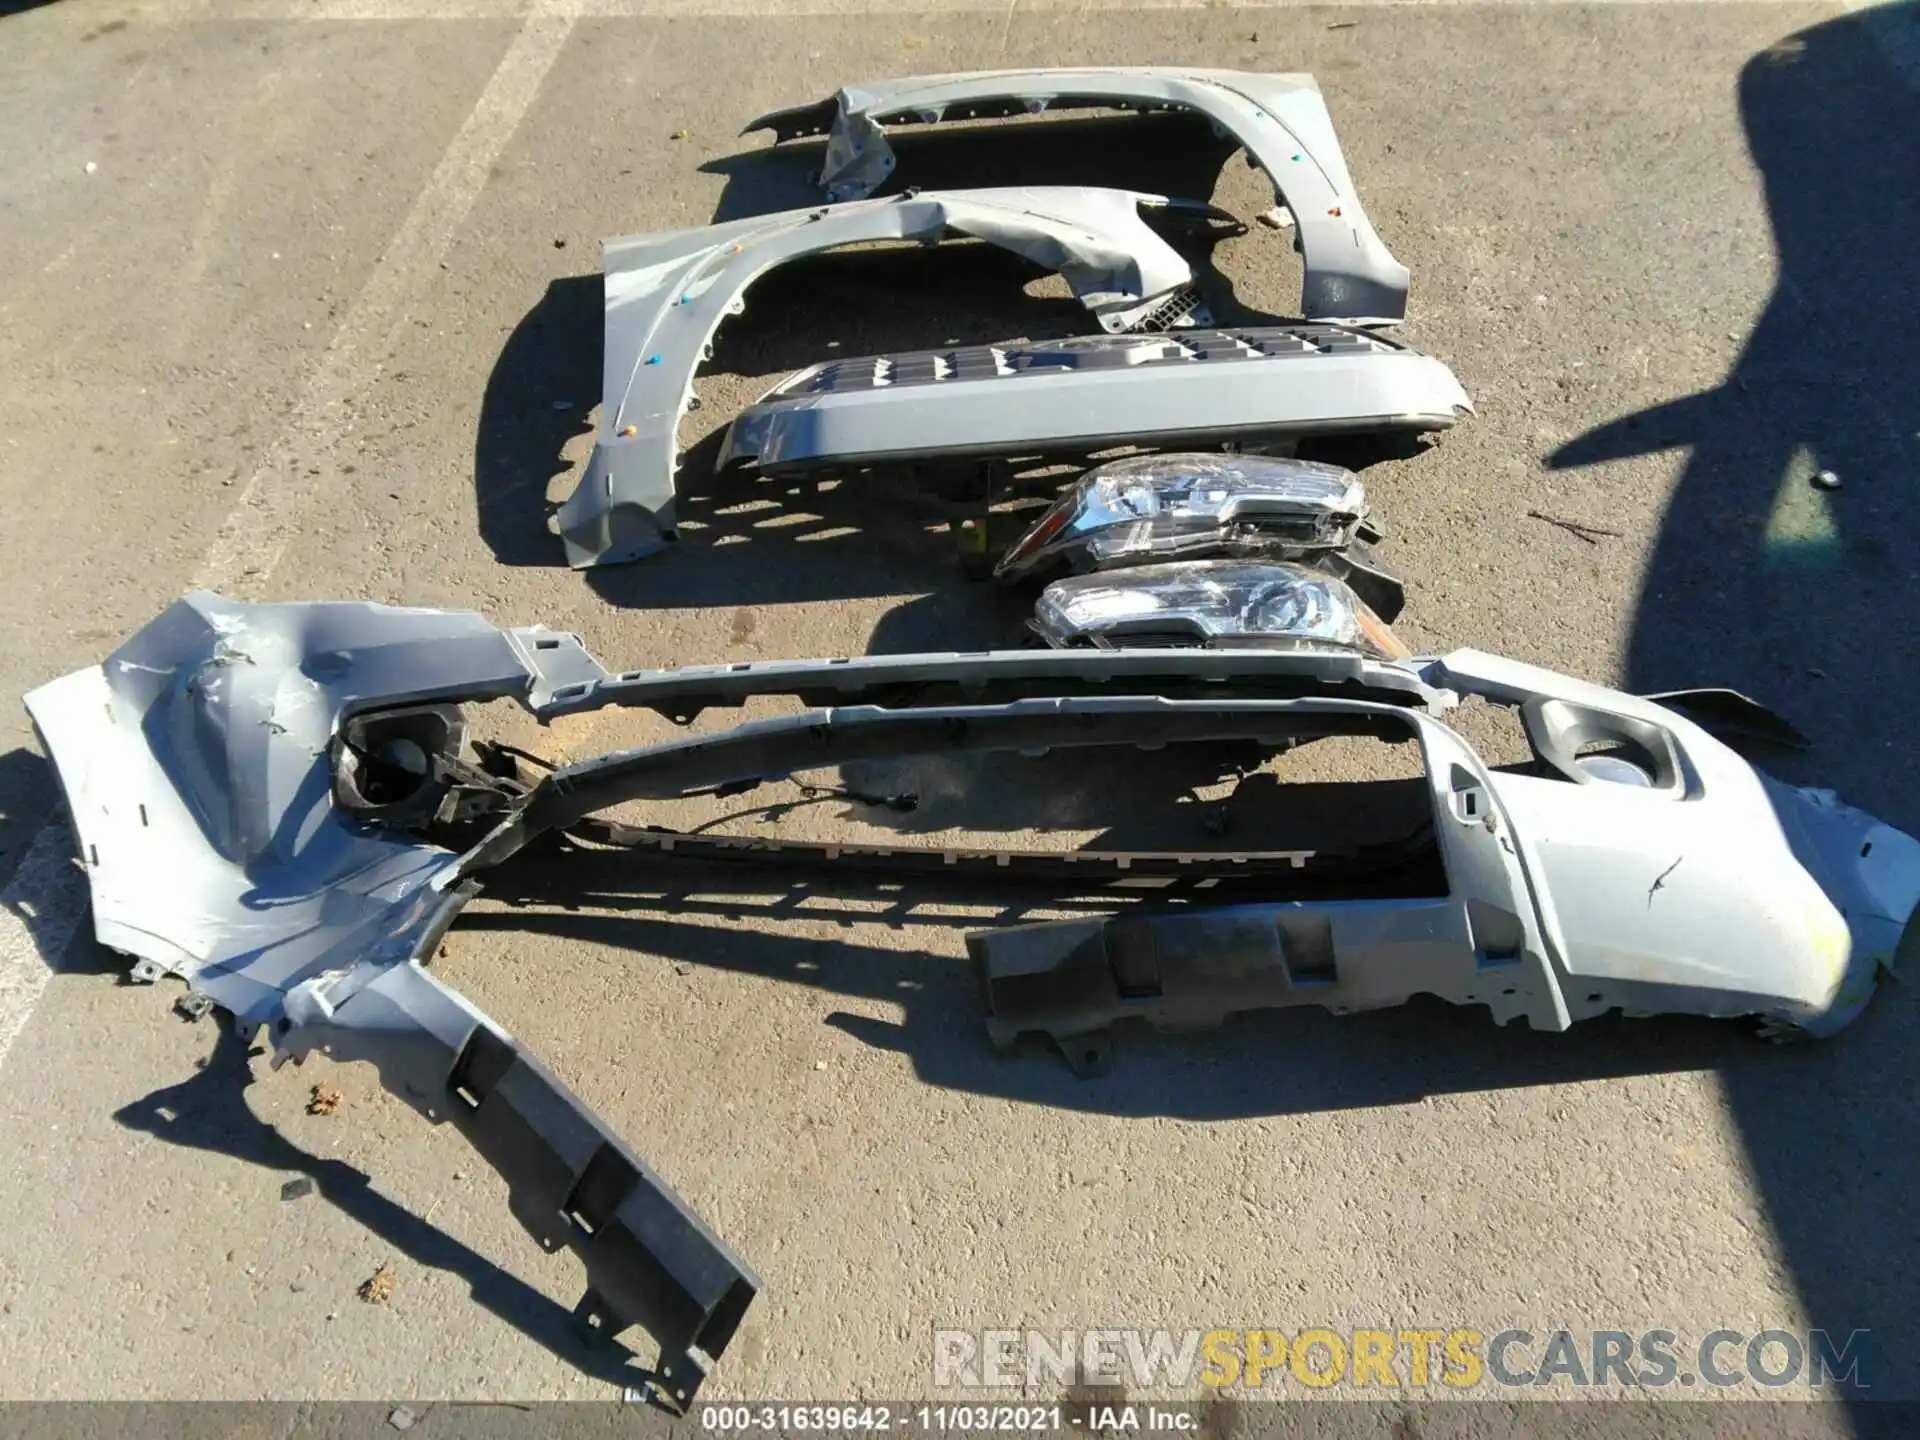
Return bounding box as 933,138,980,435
934,1327,1870,1392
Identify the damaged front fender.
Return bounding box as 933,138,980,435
748,68,1411,325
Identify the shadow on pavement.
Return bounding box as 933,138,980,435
1551,3,1920,1404
473,275,601,569
461,894,1759,1124
466,743,1733,1122
110,1019,653,1392
1550,4,1920,818
0,746,65,896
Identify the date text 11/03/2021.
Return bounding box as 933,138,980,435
697,1405,1200,1434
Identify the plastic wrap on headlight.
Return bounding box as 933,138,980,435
1032,560,1411,657
995,453,1368,582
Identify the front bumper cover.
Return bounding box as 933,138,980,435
26,594,1920,1392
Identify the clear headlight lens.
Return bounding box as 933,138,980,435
995,453,1369,581
1032,559,1411,657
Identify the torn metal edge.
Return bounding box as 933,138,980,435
22,594,753,1411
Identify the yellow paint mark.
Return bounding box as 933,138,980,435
1804,898,1853,1000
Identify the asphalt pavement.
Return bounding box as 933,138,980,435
1,0,1918,1414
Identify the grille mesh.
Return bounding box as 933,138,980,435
789,325,1406,397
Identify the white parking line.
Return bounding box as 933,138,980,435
200,8,575,594
0,825,91,1069
0,3,576,1076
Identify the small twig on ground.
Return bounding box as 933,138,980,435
1527,509,1625,544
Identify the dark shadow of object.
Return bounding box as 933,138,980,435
113,1019,651,1391
467,720,1764,1112
857,577,1034,655
0,749,118,981
473,274,600,568
1550,3,1920,820
705,113,1242,223
0,746,65,895
1554,4,1920,1405
460,889,1761,1123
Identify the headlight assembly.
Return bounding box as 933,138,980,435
1032,559,1412,657
996,453,1369,578
996,453,1403,618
